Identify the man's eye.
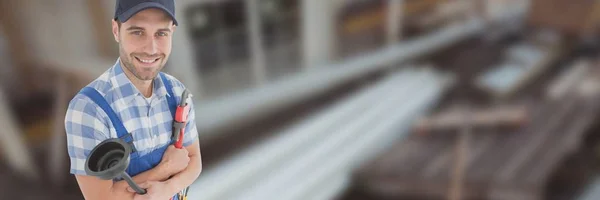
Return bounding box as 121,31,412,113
131,31,143,36
157,32,168,37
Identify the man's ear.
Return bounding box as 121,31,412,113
111,19,120,43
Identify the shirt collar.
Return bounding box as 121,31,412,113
109,58,170,104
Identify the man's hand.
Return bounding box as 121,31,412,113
159,145,190,177
127,181,175,200
112,181,136,199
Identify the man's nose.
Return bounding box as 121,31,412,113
143,37,159,55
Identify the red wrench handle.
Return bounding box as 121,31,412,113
174,104,190,149
173,89,191,149
175,130,185,149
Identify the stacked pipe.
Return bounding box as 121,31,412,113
188,67,455,199
232,68,454,200
194,18,484,137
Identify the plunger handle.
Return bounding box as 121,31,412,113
121,172,147,194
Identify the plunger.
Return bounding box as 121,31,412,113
85,138,147,194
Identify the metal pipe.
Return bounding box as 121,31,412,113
233,70,442,200
195,19,484,137
296,80,448,200
188,68,432,199
285,87,447,200
283,82,448,200
306,174,350,200
233,71,453,200
288,79,450,200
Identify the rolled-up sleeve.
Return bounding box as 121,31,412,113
64,96,110,175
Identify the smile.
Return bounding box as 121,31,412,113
135,56,160,64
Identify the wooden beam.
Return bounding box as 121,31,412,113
495,98,577,182
414,105,529,134
546,59,591,100
448,106,470,200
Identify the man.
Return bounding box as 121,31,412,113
64,0,202,199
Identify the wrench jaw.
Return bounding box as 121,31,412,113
179,89,191,107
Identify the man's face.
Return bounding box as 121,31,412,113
112,8,176,81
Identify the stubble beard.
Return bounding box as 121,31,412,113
119,45,165,81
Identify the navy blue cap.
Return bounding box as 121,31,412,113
114,0,178,26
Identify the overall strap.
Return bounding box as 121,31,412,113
160,72,177,117
79,87,133,144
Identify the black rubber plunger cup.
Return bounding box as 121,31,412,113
85,138,147,194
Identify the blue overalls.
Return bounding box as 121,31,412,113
80,72,182,200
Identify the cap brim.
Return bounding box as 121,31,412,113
116,2,178,26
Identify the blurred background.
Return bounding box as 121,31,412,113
3,0,600,199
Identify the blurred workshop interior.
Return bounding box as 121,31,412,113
3,0,600,199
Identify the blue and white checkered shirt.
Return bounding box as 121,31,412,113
64,59,198,175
